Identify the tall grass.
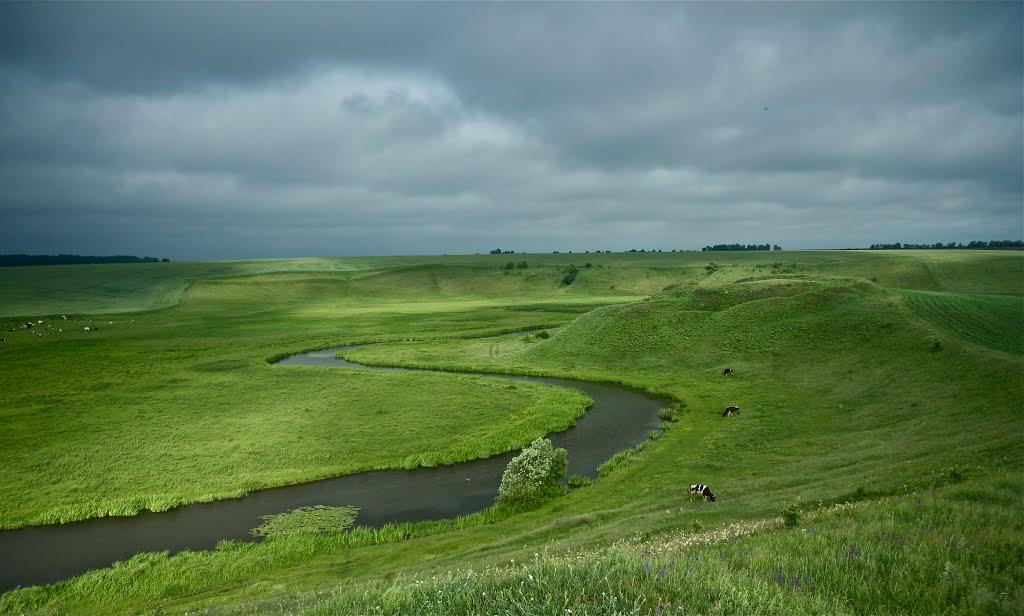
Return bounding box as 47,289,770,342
276,473,1023,616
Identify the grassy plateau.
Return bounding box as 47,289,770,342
0,249,1020,615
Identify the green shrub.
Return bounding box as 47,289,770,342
659,402,685,422
503,262,514,271
597,441,646,477
516,261,528,269
535,330,550,339
497,438,568,508
782,499,802,528
560,265,579,285
568,474,592,488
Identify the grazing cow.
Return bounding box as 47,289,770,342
722,368,735,376
723,405,740,417
689,484,716,502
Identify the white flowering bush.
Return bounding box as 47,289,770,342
497,438,568,508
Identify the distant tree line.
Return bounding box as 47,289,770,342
0,254,170,267
489,248,516,254
701,244,781,252
868,241,1023,250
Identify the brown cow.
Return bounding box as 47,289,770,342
722,368,735,376
722,405,740,417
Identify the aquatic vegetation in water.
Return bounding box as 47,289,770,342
251,505,359,537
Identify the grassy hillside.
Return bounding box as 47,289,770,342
294,471,1023,616
3,250,1017,317
0,250,1021,615
901,290,1024,355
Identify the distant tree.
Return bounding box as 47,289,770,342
868,240,1021,250
701,243,774,252
0,254,168,267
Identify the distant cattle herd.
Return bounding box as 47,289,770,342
3,315,135,341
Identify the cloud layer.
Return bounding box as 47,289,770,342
1,3,1020,258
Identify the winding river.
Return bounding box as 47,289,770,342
0,345,668,592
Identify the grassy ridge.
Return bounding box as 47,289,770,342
3,250,1018,317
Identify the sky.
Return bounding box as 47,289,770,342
0,3,1021,260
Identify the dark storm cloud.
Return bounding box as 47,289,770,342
0,2,1020,259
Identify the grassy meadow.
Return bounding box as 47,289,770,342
0,249,1021,614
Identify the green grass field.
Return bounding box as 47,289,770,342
0,250,1021,615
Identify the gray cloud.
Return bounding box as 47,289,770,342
0,2,1020,259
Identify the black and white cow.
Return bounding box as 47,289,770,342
689,484,716,502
